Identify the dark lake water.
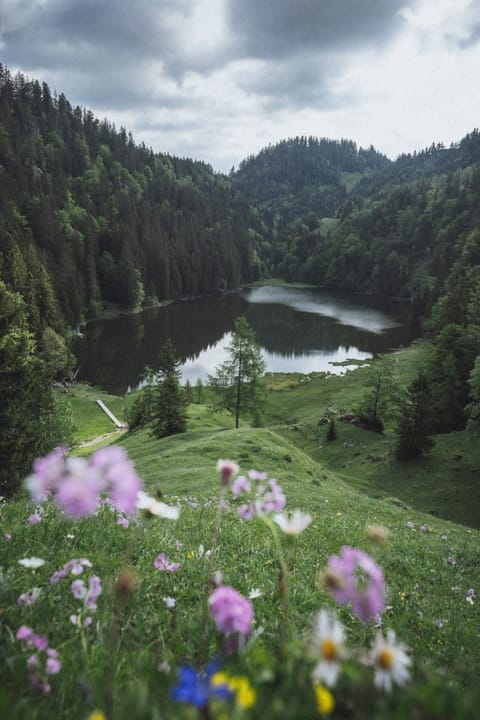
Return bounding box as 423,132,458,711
72,285,418,395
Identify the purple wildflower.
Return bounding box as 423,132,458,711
71,579,87,600
16,626,61,692
18,589,40,607
154,553,180,572
325,546,386,623
25,445,144,518
208,585,254,637
232,470,286,520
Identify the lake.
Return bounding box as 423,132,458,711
72,285,418,395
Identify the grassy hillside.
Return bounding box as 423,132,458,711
2,347,480,718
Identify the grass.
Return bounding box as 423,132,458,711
2,341,480,718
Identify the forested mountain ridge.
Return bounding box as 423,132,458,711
0,65,262,344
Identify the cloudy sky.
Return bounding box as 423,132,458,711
1,0,480,171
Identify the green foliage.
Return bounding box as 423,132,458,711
395,372,434,461
126,368,156,431
209,316,266,428
0,282,56,494
326,416,337,441
358,355,400,433
151,341,188,438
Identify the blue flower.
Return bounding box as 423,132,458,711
171,660,232,708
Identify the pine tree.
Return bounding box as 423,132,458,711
396,372,434,461
209,315,266,428
0,282,52,494
151,341,187,438
326,416,337,441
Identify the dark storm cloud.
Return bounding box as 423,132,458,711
227,0,408,59
1,0,185,66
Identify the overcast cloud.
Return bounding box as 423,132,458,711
1,0,480,171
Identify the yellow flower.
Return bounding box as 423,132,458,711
186,550,195,560
211,672,256,710
229,676,256,709
211,671,230,688
88,712,106,720
314,684,335,716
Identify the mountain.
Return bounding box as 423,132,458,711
0,64,263,343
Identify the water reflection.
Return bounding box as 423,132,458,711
72,286,417,395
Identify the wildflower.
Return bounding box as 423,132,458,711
171,661,232,708
25,446,66,500
18,588,41,607
370,629,411,692
25,446,144,517
28,509,43,525
163,596,176,608
136,491,180,520
176,541,183,551
16,626,61,693
419,524,429,533
90,446,142,514
154,553,180,572
233,470,286,520
325,546,386,623
18,557,45,569
212,673,256,709
4,532,12,542
117,515,129,529
314,683,335,715
248,588,262,599
71,579,87,599
217,459,239,486
273,509,312,535
309,610,345,688
88,712,107,720
466,588,476,605
231,475,251,495
209,585,254,637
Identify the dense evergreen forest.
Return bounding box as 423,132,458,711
2,62,480,491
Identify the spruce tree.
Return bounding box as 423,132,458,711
396,371,434,461
151,340,187,438
209,315,266,428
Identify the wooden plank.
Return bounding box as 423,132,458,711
96,399,126,428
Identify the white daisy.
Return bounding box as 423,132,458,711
371,629,411,693
135,491,179,520
273,509,312,535
18,557,46,569
309,609,345,688
249,588,263,599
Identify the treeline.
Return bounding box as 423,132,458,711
247,134,480,434
0,64,262,346
232,136,389,226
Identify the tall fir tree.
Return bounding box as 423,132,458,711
152,340,187,438
396,371,435,461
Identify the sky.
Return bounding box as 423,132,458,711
1,0,480,172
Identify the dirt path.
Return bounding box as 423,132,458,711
78,430,126,448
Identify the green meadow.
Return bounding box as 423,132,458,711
1,342,479,719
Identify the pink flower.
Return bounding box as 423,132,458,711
91,446,142,514
326,546,386,623
208,585,254,637
154,553,180,572
28,509,43,525
55,459,100,517
216,459,239,486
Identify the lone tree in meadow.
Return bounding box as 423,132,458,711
396,371,435,460
152,340,188,438
209,315,266,428
358,354,400,433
